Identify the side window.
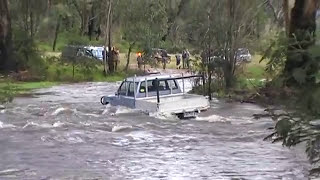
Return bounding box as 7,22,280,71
167,80,178,90
158,80,168,91
127,82,138,97
118,82,128,95
140,82,146,93
146,80,170,92
147,80,157,92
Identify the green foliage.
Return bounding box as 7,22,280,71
13,29,47,78
260,31,288,76
262,108,320,176
118,0,168,53
261,31,320,86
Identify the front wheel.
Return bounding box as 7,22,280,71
100,96,109,105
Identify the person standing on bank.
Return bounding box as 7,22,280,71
185,49,190,69
176,54,181,69
112,47,120,72
137,53,143,70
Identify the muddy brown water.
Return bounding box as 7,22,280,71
0,82,310,179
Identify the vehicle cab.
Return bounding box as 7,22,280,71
102,74,183,108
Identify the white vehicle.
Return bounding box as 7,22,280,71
236,48,252,62
101,74,210,118
84,46,109,61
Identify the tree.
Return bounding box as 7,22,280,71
116,0,167,71
9,0,48,37
51,2,71,51
161,0,190,41
284,0,319,85
0,0,13,72
187,0,260,90
106,0,113,73
116,0,168,71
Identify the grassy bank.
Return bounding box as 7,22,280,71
0,62,140,104
0,81,59,103
190,54,268,102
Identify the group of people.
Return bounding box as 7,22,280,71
102,47,120,72
175,49,190,69
135,48,191,71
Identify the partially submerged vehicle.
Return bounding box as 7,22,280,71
101,74,210,118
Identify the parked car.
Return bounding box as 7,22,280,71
61,45,107,62
84,46,107,61
203,48,252,65
235,48,252,63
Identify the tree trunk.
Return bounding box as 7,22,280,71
88,3,95,41
103,47,107,76
283,0,290,35
225,0,236,90
30,11,34,37
224,63,233,90
125,42,134,72
107,0,114,73
208,71,212,101
161,0,189,41
0,0,13,72
284,0,318,85
52,16,61,52
46,0,52,16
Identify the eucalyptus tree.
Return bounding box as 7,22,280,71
182,0,263,90
116,0,168,71
0,0,13,71
283,0,319,85
9,0,48,37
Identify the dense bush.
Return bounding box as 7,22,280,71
13,29,47,79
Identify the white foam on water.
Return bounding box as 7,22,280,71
75,110,100,118
112,125,133,132
23,121,53,129
23,121,38,129
0,109,5,114
102,104,118,115
22,121,64,129
83,113,100,118
53,121,65,127
80,121,92,126
0,121,15,129
195,114,230,123
228,116,254,125
102,108,109,115
184,145,193,150
0,168,26,176
51,107,66,116
51,107,77,117
149,112,178,121
115,106,136,115
65,136,85,144
125,131,158,144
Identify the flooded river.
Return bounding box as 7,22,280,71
0,82,310,179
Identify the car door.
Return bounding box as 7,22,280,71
117,81,137,108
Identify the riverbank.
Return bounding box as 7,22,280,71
0,81,59,103
0,70,135,104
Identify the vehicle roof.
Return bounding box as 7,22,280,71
125,74,180,82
